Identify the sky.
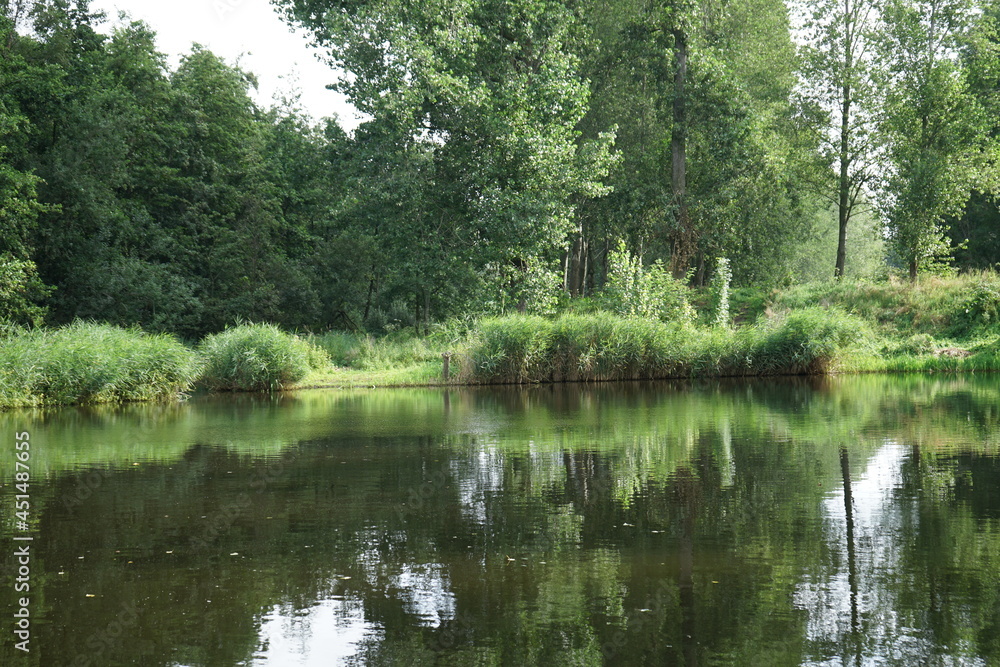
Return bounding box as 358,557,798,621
89,0,364,130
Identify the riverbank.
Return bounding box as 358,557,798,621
3,273,1000,407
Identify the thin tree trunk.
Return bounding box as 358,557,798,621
362,265,376,322
424,288,430,334
835,0,853,279
670,28,692,280
840,447,860,646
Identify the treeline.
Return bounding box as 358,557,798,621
2,0,1000,337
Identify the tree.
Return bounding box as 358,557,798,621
796,0,884,279
275,0,616,314
876,0,997,279
578,0,817,288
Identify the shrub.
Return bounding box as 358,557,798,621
709,257,732,328
729,307,870,375
895,333,937,356
469,315,554,383
464,309,867,384
0,322,199,408
600,241,695,324
199,323,325,391
953,275,1000,335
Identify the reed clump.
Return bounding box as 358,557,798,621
198,323,330,392
0,321,200,407
464,308,868,384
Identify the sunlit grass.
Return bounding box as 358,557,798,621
198,323,330,392
0,321,200,408
462,308,872,383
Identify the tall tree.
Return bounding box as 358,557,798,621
876,0,997,279
796,0,883,278
578,0,816,287
275,0,616,314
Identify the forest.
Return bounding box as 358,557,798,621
1,0,1000,339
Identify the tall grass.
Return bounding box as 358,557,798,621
769,272,1000,339
463,308,870,384
310,330,446,370
198,323,330,392
0,322,199,408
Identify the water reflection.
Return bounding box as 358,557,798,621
2,376,1000,665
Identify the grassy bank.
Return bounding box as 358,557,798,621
0,322,200,408
6,273,1000,408
463,308,869,384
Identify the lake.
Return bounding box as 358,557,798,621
2,375,1000,665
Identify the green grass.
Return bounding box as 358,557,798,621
462,308,873,384
765,271,1000,340
198,323,330,392
7,272,1000,407
0,321,200,408
309,330,446,371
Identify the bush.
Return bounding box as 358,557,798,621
0,322,200,408
464,309,867,384
600,241,695,324
469,315,553,383
953,275,1000,335
895,333,937,356
199,323,327,391
726,307,870,376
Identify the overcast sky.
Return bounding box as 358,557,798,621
89,0,363,130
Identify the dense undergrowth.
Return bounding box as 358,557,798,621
464,308,869,384
5,272,1000,408
0,322,200,408
198,323,330,392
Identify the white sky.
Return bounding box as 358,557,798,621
90,0,363,131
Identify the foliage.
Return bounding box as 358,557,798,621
875,0,998,279
198,323,329,392
729,306,871,375
794,0,884,278
0,252,49,325
599,241,695,324
311,330,446,371
1,0,999,341
953,273,1000,334
772,272,1000,339
709,256,732,328
464,309,868,383
0,321,199,408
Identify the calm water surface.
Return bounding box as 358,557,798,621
2,375,1000,665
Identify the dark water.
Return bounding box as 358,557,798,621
2,375,1000,665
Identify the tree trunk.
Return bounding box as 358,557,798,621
835,0,852,280
362,265,376,323
566,231,586,297
841,446,861,658
424,288,430,334
670,28,693,280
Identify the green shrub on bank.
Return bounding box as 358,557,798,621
464,309,869,383
0,322,199,408
953,274,1000,335
725,307,869,375
470,315,554,383
199,323,329,391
